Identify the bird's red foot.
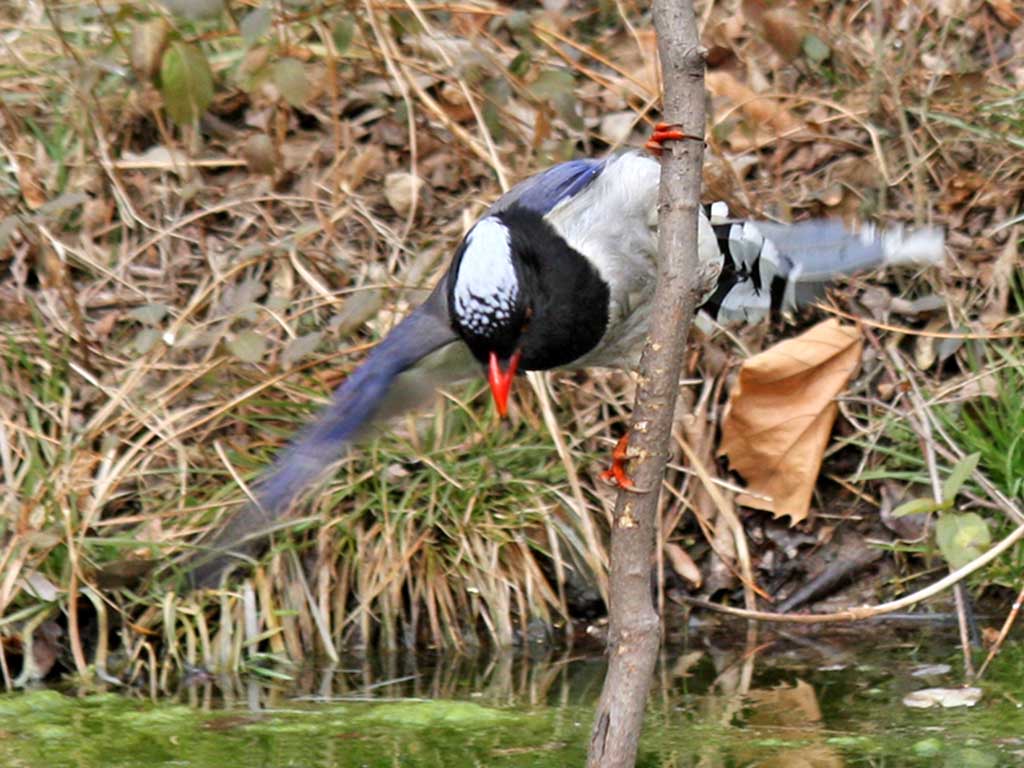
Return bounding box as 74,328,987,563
600,432,636,490
644,122,703,156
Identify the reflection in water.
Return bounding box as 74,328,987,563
158,623,1015,768
3,624,1017,767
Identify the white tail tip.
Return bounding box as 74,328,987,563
876,225,945,267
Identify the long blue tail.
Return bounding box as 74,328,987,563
699,204,944,324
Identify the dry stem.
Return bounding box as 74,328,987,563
586,1,705,765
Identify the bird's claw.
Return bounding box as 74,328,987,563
600,432,638,491
645,122,704,156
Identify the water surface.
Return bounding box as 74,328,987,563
3,625,1021,767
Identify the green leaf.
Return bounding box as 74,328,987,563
891,497,950,518
227,330,267,363
242,133,277,175
504,10,531,34
281,331,323,369
802,35,831,64
942,452,981,502
224,277,267,317
553,91,582,130
160,41,214,125
483,76,511,106
128,303,169,327
528,68,574,100
508,51,531,78
240,5,272,47
482,102,504,142
332,14,355,54
935,512,991,570
132,328,162,355
271,58,311,107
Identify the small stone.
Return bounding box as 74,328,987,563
903,687,982,709
385,172,425,217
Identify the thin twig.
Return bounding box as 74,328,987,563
819,303,1024,340
675,436,760,607
887,348,976,677
677,517,1024,623
976,582,1024,679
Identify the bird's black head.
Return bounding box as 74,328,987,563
447,206,610,415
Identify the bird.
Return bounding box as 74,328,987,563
185,145,943,587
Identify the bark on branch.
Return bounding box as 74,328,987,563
586,2,705,765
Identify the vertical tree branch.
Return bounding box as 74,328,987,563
587,1,705,766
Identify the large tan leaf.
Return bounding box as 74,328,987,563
720,320,863,523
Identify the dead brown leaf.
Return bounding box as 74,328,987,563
986,0,1021,27
664,542,702,588
14,145,46,210
706,70,803,140
384,172,425,217
759,7,809,61
0,285,31,322
983,227,1020,323
746,679,823,725
740,680,844,768
32,621,63,679
880,482,930,542
940,170,987,213
345,144,383,191
720,320,863,523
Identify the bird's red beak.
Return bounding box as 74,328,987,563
487,350,521,418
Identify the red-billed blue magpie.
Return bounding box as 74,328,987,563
187,150,943,586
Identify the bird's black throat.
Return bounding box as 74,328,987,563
448,206,610,371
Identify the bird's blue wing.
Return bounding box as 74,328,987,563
254,286,456,511
489,158,608,216
188,282,459,586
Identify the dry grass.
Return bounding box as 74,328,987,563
0,0,1022,686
